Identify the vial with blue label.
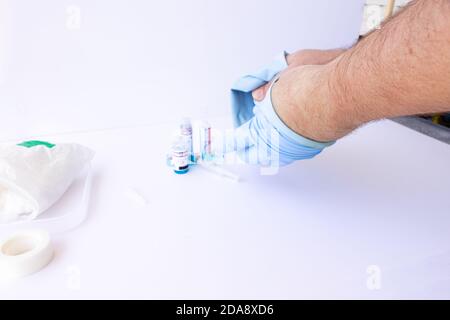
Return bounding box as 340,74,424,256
171,137,190,174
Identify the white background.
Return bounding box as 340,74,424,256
0,0,364,138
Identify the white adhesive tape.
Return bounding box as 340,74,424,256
0,229,53,280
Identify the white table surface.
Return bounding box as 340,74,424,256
1,118,449,299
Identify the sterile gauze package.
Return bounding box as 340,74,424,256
0,141,94,223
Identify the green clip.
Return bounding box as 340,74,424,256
17,140,55,149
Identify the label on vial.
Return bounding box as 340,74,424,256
172,153,188,169
182,135,192,153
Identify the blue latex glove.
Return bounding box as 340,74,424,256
230,52,335,167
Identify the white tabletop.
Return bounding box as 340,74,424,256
1,119,449,299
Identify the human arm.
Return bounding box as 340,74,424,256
272,0,450,142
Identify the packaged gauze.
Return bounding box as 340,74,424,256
0,141,94,223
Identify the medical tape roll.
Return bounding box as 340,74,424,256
0,229,53,280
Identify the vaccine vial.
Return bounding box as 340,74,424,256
171,138,190,174
199,121,212,161
180,118,194,162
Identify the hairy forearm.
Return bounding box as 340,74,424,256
330,0,450,132
274,0,450,142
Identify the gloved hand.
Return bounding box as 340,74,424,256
230,52,335,167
